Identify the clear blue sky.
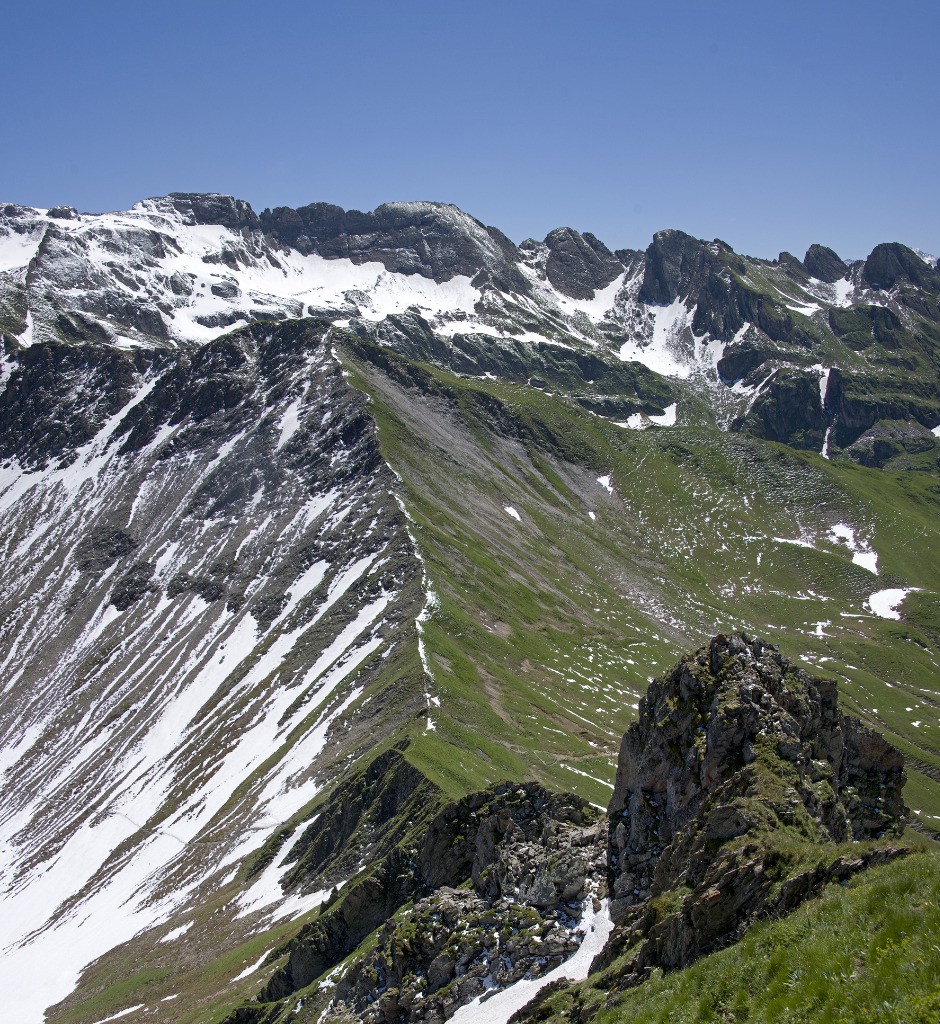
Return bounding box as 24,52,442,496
3,1,938,259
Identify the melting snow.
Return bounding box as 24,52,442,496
597,475,613,494
448,899,614,1024
0,225,44,273
648,403,677,426
619,298,695,378
276,398,303,449
828,523,878,574
89,1006,145,1024
159,921,194,943
867,588,917,620
230,950,272,983
504,506,521,521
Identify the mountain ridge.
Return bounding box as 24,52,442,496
3,193,938,472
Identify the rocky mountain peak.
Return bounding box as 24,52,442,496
542,226,624,299
159,192,262,231
639,228,717,305
803,242,847,282
608,633,907,921
256,198,528,291
862,241,940,291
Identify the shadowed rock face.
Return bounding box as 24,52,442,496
639,229,718,306
543,227,624,300
803,243,847,283
257,200,529,292
863,242,940,291
608,633,906,923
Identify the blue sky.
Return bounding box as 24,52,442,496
3,1,938,259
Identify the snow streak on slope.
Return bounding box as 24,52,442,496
0,322,423,1023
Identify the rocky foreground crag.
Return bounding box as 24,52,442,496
518,633,908,1022
609,632,907,919
232,634,908,1024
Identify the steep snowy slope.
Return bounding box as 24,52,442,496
0,320,428,1022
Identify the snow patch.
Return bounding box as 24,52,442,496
828,523,878,574
504,506,521,521
231,950,272,983
867,588,918,620
648,403,677,426
89,1007,145,1024
159,921,194,943
448,900,614,1024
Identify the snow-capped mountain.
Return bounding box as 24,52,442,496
0,195,938,1024
3,194,939,465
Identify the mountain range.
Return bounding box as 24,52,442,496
0,194,938,1024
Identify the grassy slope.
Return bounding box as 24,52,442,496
343,337,940,827
592,852,940,1024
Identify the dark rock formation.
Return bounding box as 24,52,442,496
258,201,528,293
570,631,910,1000
281,744,435,890
543,227,624,300
863,242,940,292
249,783,604,1022
0,341,154,468
731,368,829,451
165,192,261,232
639,229,714,306
608,634,906,920
803,243,847,283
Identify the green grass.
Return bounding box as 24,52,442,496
340,339,940,824
592,852,940,1024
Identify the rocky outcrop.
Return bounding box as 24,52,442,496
243,783,604,1022
803,243,847,283
581,631,909,997
609,634,906,919
862,242,940,292
258,200,528,293
543,227,624,300
165,192,261,232
279,744,436,890
639,229,716,306
731,368,829,451
0,339,156,468
513,635,910,1024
